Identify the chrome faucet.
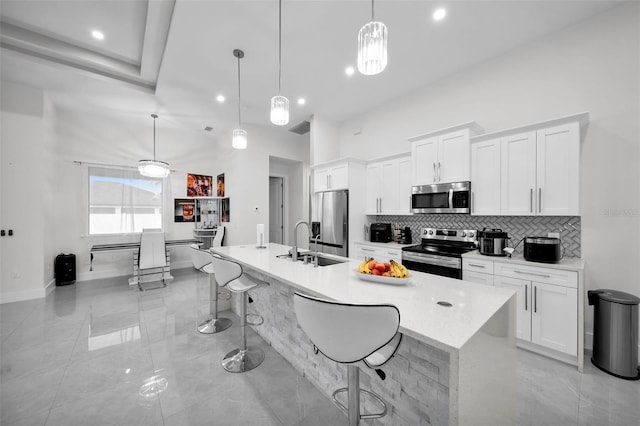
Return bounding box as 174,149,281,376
312,234,321,267
291,220,310,262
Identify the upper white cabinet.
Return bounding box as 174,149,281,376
470,138,501,215
409,122,482,186
313,160,350,192
471,113,588,216
366,154,411,215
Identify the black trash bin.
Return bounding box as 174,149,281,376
55,253,76,286
588,289,639,380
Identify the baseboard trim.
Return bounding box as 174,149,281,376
0,287,46,304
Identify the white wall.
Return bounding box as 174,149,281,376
337,3,640,349
310,114,339,165
0,81,55,303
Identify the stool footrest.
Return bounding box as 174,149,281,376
332,387,388,420
245,314,264,326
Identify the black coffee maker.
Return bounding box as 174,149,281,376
399,227,412,244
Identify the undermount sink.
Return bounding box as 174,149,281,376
276,252,349,267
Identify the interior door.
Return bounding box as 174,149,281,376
269,177,284,244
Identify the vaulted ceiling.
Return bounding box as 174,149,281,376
0,0,621,138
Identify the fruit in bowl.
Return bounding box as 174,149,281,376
357,258,408,278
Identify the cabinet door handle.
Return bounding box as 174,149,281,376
514,270,551,279
468,263,485,268
471,191,474,213
362,248,375,252
438,162,441,182
534,285,537,313
379,198,382,213
530,188,533,213
326,175,329,188
525,284,528,311
538,188,542,213
433,163,436,182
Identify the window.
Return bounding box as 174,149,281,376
88,166,164,235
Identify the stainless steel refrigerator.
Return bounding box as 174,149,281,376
310,190,348,257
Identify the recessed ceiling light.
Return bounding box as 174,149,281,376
345,66,355,76
216,94,225,103
91,30,104,40
433,8,447,21
297,98,306,105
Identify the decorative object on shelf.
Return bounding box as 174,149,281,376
221,198,230,222
232,49,247,149
357,0,387,76
217,173,225,197
174,198,196,222
138,113,170,178
186,173,213,197
270,0,289,125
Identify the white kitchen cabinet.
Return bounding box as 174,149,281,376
463,270,494,287
353,242,402,263
397,156,412,214
471,113,586,216
409,122,481,186
470,138,501,215
313,161,349,192
500,131,537,215
535,123,580,215
365,154,411,215
494,262,578,357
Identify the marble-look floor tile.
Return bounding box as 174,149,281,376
0,364,65,425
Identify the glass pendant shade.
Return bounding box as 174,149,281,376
357,20,388,75
138,160,170,178
270,95,290,126
232,128,247,150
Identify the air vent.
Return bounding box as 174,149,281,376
204,126,214,132
289,120,310,135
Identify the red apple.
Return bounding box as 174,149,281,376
371,268,381,276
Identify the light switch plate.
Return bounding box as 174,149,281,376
548,232,560,238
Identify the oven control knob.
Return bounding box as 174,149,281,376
428,230,433,235
469,232,475,238
461,232,466,237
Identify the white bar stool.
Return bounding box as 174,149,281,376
209,255,268,373
293,292,402,426
190,244,231,334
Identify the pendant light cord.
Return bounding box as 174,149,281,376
278,0,282,94
151,113,158,161
237,56,241,126
371,0,375,21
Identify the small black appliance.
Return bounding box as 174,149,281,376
399,227,412,244
370,223,393,243
523,237,562,263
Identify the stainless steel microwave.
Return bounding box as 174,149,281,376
411,181,471,214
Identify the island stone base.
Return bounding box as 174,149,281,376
234,271,451,425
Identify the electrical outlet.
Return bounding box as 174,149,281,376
548,232,560,238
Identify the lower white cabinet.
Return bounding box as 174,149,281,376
494,263,578,357
463,255,580,359
463,270,494,287
353,243,402,263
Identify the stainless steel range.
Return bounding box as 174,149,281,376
401,227,477,279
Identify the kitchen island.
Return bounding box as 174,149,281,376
211,243,516,425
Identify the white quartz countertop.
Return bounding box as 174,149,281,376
211,243,515,353
463,250,584,271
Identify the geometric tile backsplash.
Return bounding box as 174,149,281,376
375,215,581,258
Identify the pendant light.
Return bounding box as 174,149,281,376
138,113,170,178
357,0,388,76
270,0,289,126
232,49,247,150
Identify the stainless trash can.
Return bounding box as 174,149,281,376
588,289,639,380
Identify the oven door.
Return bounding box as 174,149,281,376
411,181,470,214
402,252,462,279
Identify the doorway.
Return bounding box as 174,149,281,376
269,177,284,244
